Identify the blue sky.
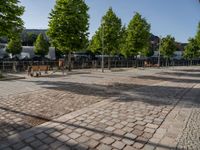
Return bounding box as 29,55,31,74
20,0,200,43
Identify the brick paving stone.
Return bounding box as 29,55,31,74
122,139,135,145
12,142,25,149
124,146,138,150
113,129,126,136
36,133,48,140
77,135,89,143
86,139,100,148
91,133,104,140
75,128,86,134
142,132,153,139
43,137,55,144
50,131,61,138
97,144,112,150
134,125,145,131
105,126,115,132
68,132,81,139
142,144,155,150
83,130,94,136
146,123,159,129
37,144,49,150
74,143,89,150
132,129,143,136
20,146,33,150
57,145,71,150
133,142,145,149
101,137,115,145
114,124,124,129
57,134,70,142
112,141,126,149
30,140,43,148
61,128,73,134
50,140,63,149
144,128,155,134
125,133,137,140
122,126,133,132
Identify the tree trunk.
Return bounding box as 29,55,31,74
108,55,111,70
165,58,168,67
68,52,72,72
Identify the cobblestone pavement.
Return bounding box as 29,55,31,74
0,67,200,150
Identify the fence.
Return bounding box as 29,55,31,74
0,59,200,73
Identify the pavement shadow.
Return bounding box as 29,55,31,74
23,78,200,106
0,109,181,150
158,71,200,78
135,75,200,84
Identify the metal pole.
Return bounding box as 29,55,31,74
101,20,104,73
158,36,162,67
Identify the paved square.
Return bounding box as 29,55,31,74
0,67,200,150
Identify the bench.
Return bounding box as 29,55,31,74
28,65,49,77
144,61,159,67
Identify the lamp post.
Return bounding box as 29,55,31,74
158,36,162,67
101,19,105,73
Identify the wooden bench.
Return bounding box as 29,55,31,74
28,65,49,77
144,61,159,67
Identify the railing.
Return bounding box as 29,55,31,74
0,59,200,72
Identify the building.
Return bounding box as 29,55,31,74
0,44,56,60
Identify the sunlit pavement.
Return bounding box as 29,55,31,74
0,66,199,150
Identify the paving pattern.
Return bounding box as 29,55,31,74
177,108,200,150
0,67,200,150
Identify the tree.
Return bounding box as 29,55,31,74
124,12,151,59
119,25,128,57
160,35,177,66
142,43,154,57
6,36,22,57
48,0,89,71
34,34,49,57
0,0,24,38
184,38,199,63
195,22,200,48
89,7,122,69
88,30,102,54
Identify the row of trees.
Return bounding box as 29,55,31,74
47,0,180,70
1,0,200,71
6,34,49,58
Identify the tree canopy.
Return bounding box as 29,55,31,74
34,34,49,57
6,36,22,56
123,12,151,57
160,35,177,59
89,7,122,56
47,0,89,53
184,38,199,59
0,0,24,38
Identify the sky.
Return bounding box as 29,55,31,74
20,0,200,43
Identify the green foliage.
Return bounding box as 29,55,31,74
89,7,122,55
184,38,199,59
6,36,22,56
0,0,24,38
88,30,102,54
124,12,151,57
47,0,89,54
119,25,128,57
195,22,200,47
142,44,154,57
34,34,49,57
160,35,177,59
